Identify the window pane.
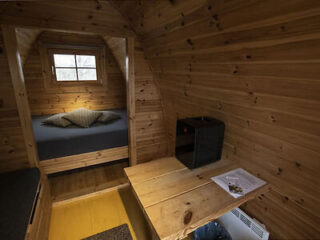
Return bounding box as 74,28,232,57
56,68,77,81
54,54,76,67
76,55,96,68
78,69,97,81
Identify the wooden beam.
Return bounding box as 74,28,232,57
126,37,137,166
2,24,39,168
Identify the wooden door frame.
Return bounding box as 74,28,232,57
2,24,137,167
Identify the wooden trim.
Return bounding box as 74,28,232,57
40,42,105,50
1,24,39,168
40,146,129,174
126,38,137,166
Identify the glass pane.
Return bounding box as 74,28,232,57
78,69,97,81
56,68,77,81
54,54,76,67
76,55,96,68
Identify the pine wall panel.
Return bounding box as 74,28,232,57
113,0,320,238
133,39,169,163
102,35,169,163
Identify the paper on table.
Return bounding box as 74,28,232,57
211,168,266,198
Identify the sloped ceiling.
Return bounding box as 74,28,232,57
103,36,126,78
0,1,134,36
16,27,126,79
16,28,41,65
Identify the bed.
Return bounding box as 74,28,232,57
32,109,129,174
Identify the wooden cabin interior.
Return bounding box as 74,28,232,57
0,1,319,240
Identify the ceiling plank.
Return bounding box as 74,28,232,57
0,1,135,37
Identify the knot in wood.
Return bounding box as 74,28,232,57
183,210,193,225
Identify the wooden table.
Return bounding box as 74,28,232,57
125,157,270,240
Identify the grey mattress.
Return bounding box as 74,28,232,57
0,168,40,240
32,109,128,161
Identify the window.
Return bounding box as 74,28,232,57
53,54,97,81
38,44,106,87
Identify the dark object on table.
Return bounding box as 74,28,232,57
228,184,244,194
175,117,225,169
193,221,232,240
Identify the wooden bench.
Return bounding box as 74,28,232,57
0,168,51,240
125,157,270,240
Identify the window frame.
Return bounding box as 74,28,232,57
49,48,100,83
39,43,106,88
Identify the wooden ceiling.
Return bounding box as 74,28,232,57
16,28,41,65
0,1,134,36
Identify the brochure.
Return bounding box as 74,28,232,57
211,168,266,198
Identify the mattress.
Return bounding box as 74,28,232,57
32,109,128,161
0,168,40,240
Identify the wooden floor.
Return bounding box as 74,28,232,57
49,161,129,202
48,188,151,240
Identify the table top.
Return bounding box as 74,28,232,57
125,157,270,240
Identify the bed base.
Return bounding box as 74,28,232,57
39,146,129,174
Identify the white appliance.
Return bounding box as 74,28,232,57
218,208,269,240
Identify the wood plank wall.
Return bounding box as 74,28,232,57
0,29,29,172
100,35,170,163
134,39,169,163
24,31,126,115
112,0,320,239
99,36,170,163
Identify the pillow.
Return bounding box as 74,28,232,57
63,108,102,128
97,111,121,123
42,113,72,128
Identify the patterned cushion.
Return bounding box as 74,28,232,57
97,111,121,123
63,108,102,128
42,113,71,127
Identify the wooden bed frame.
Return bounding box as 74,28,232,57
39,146,129,174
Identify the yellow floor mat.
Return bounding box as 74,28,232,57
48,190,137,240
